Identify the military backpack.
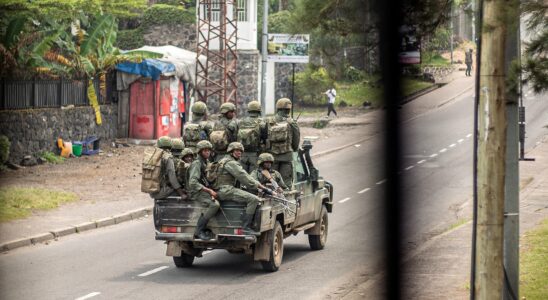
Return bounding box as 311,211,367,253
141,148,169,193
268,120,293,154
209,122,230,152
204,157,229,185
183,122,208,149
237,117,261,151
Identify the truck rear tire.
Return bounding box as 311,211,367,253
308,206,328,250
261,221,284,272
173,253,195,268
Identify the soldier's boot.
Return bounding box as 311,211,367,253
194,216,212,240
241,213,259,236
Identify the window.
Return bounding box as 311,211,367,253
237,0,247,22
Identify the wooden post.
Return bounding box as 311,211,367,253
474,0,508,298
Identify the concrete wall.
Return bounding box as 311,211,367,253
0,105,118,164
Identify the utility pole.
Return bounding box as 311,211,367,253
474,0,508,298
260,0,269,116
503,1,520,299
450,3,454,64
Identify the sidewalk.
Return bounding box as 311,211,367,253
341,135,548,299
0,71,475,252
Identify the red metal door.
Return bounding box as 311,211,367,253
129,79,155,139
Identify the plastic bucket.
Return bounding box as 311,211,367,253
72,142,83,157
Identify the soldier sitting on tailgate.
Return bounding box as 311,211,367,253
210,102,238,161
250,153,288,194
175,147,194,192
187,140,219,240
149,136,188,200
212,142,272,234
183,101,212,154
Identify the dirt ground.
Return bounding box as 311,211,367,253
0,108,365,205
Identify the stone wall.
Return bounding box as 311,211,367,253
143,23,197,50
0,105,118,164
275,63,305,101
235,50,260,115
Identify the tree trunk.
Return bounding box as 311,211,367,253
474,0,508,299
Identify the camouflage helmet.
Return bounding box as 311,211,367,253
157,136,173,148
191,101,208,114
276,98,292,110
257,153,274,166
227,142,245,153
181,148,194,158
247,100,261,112
196,140,213,152
171,138,185,151
220,102,236,114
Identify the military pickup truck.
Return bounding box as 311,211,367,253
153,140,334,272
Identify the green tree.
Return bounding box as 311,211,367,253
521,0,547,93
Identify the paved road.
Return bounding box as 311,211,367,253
0,86,546,300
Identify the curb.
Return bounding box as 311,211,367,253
0,206,153,253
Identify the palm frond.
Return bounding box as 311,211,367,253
3,16,28,48
80,14,115,56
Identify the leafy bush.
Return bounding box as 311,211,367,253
0,135,9,164
344,65,365,82
142,4,195,28
116,28,145,50
295,67,333,106
39,151,65,164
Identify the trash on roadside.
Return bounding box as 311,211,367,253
82,136,100,155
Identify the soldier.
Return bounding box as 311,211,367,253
210,102,238,161
267,98,300,185
149,136,187,200
187,140,220,240
237,100,267,173
175,148,194,190
251,153,288,194
171,138,185,159
183,101,212,154
213,142,272,234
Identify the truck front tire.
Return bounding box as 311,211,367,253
261,221,284,272
308,205,328,250
173,253,195,268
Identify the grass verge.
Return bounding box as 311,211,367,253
0,187,77,222
40,151,65,164
520,218,548,299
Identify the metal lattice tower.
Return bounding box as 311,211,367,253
196,0,238,106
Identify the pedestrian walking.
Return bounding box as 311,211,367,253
465,49,473,76
324,88,337,117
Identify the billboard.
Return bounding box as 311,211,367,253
267,34,310,63
399,26,421,65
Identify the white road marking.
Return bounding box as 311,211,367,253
138,266,169,277
358,188,370,194
75,292,101,300
439,148,447,153
449,144,456,148
354,144,361,147
338,197,351,203
376,179,386,185
417,159,426,164
203,250,212,255
405,166,414,170
458,139,464,143
430,153,438,158
466,133,472,138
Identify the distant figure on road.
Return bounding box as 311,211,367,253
465,49,473,76
324,88,337,117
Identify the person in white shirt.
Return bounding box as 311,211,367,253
324,88,337,117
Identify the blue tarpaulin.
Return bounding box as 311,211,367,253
116,59,176,81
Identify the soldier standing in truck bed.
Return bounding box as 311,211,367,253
266,98,300,185
183,102,212,154
237,100,267,173
210,102,238,161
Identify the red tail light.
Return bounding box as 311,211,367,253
235,228,243,235
161,226,178,233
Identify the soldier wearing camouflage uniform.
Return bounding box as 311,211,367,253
266,98,300,185
187,140,220,240
210,102,238,161
213,142,271,234
237,100,267,173
250,153,288,194
175,148,194,190
150,136,187,200
183,102,212,154
171,138,185,159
